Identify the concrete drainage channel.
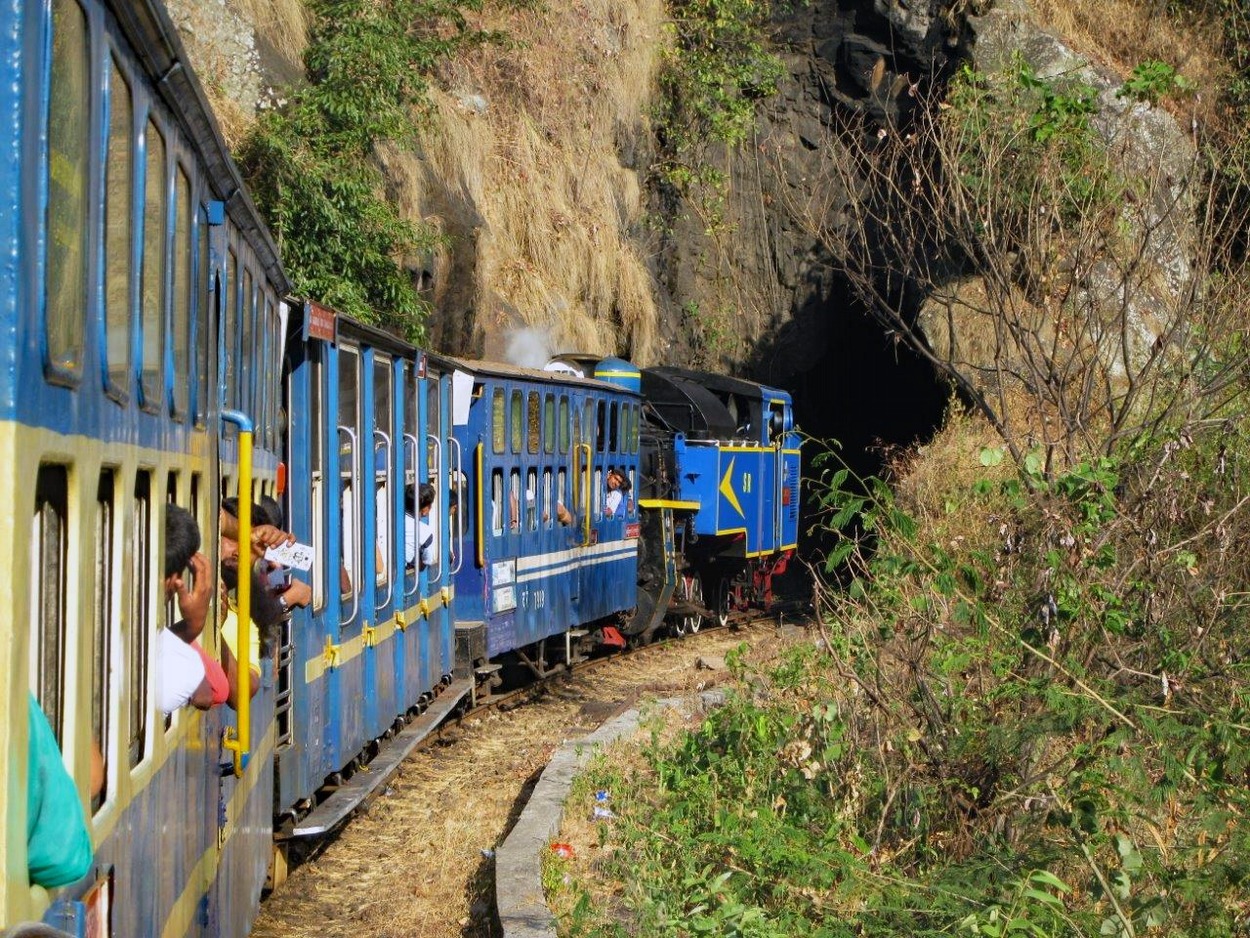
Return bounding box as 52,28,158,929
495,690,728,938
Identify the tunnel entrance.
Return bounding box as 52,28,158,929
755,278,950,571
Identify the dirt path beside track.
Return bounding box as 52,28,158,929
252,624,789,938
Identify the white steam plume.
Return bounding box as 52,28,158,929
504,327,553,369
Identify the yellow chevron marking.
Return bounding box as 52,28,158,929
720,457,744,519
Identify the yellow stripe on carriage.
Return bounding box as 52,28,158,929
160,722,277,938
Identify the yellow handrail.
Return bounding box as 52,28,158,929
475,443,485,568
221,411,253,778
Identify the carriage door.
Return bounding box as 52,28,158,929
769,400,786,551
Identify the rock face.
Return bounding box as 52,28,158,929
649,0,958,380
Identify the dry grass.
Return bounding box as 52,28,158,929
1030,0,1230,126
234,0,310,70
403,0,667,363
252,627,773,937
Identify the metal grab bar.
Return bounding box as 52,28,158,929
221,410,253,778
579,443,592,545
374,428,393,609
474,444,485,569
426,432,443,583
337,424,359,627
402,433,419,599
449,436,464,574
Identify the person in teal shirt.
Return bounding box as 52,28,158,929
26,694,92,888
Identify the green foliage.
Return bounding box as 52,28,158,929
1117,60,1193,104
554,420,1250,936
239,0,514,338
652,0,786,207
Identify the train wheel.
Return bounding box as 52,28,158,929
716,577,733,627
675,574,704,636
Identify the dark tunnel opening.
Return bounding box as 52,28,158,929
763,284,950,572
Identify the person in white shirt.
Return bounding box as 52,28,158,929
156,506,215,714
604,468,630,519
406,483,437,570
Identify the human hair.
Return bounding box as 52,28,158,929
419,483,436,511
221,496,277,527
164,505,201,578
609,468,631,493
448,489,459,512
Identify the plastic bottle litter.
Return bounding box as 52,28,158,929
592,805,615,821
594,790,611,803
551,842,575,859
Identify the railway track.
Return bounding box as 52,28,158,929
252,612,809,938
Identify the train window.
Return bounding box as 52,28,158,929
43,0,89,381
593,468,602,518
527,392,540,454
509,469,521,532
542,469,552,530
171,165,192,419
510,390,523,454
631,404,640,453
427,375,441,482
129,471,151,768
338,347,360,602
609,402,619,452
596,401,606,452
93,471,116,812
491,389,505,454
256,297,269,445
584,401,596,455
491,469,503,536
270,301,282,449
558,397,569,453
194,214,209,425
628,468,637,514
526,469,537,531
104,59,133,398
375,355,393,590
308,348,325,612
572,411,582,513
140,119,167,410
557,469,567,525
30,465,69,742
240,268,254,416
544,395,555,454
224,249,238,410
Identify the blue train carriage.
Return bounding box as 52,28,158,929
0,0,288,932
449,356,642,681
277,303,465,848
635,367,800,634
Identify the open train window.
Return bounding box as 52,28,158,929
308,348,325,612
93,471,116,812
593,468,602,517
631,404,641,453
374,354,393,591
509,469,521,532
104,57,133,400
43,0,89,384
584,401,596,455
425,374,442,582
140,118,167,411
128,471,152,768
557,469,567,525
609,402,619,452
491,388,505,454
542,469,552,530
544,395,555,454
171,164,193,420
224,248,238,411
338,347,360,606
30,465,69,742
558,397,569,453
596,401,606,452
510,390,523,453
526,469,537,531
194,210,209,425
240,268,254,417
527,392,540,454
491,469,503,536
